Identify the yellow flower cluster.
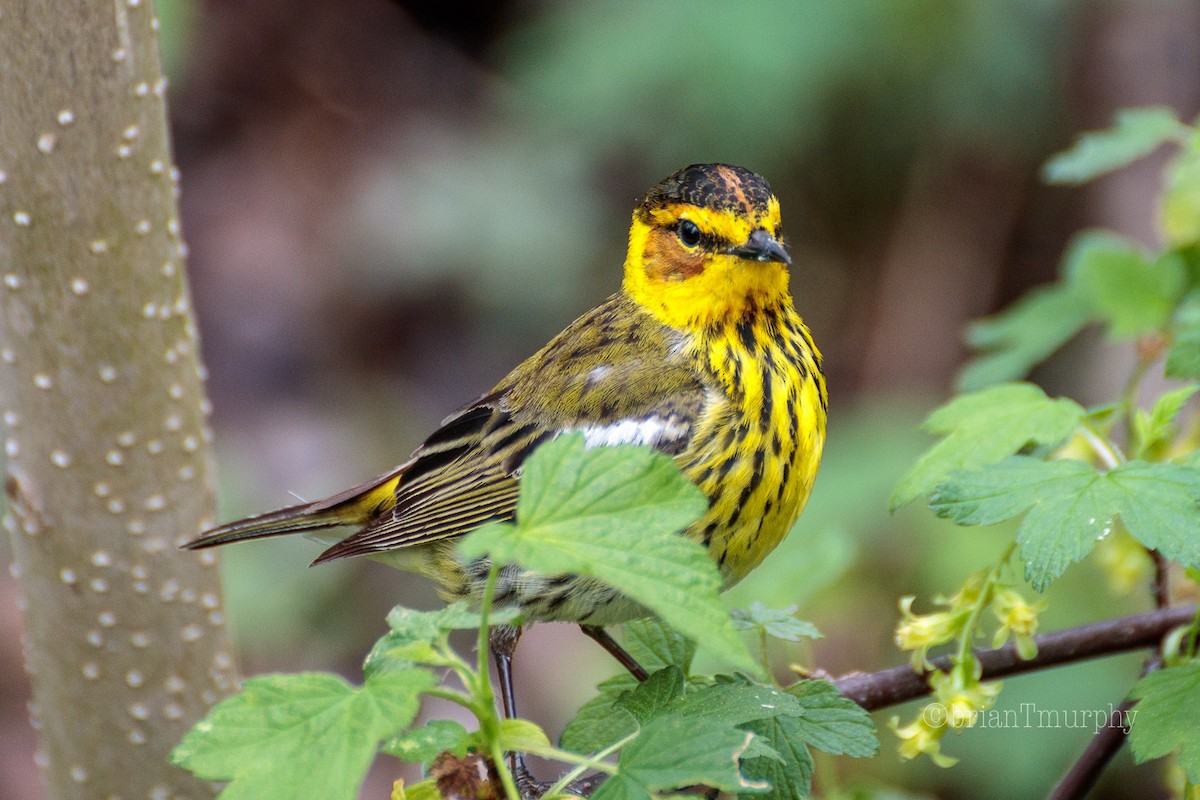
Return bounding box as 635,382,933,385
891,571,1044,767
890,660,1001,767
894,596,966,671
991,588,1046,659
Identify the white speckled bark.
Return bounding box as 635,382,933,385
0,2,238,797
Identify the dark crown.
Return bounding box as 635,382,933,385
639,163,774,217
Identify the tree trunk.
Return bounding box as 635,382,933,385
0,2,237,797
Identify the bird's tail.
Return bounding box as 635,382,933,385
181,501,350,549
181,460,412,550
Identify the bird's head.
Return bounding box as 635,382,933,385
623,163,792,330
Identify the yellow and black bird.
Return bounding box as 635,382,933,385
185,163,827,716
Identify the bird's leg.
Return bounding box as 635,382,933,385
487,624,541,797
580,625,650,682
488,623,523,720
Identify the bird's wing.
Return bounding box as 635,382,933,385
314,295,709,562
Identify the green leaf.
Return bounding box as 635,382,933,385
1129,663,1200,782
740,715,814,800
932,457,1112,589
1164,134,1200,246
930,457,1200,589
494,718,553,754
593,715,766,800
786,680,878,757
1134,384,1199,457
891,383,1085,510
732,602,822,642
1042,106,1187,184
959,284,1092,391
1069,232,1186,336
365,602,518,673
672,679,803,726
172,669,435,800
623,617,696,675
615,666,687,722
590,776,650,800
569,674,851,800
385,602,493,638
563,671,804,758
560,675,640,754
1104,461,1200,569
1168,333,1200,380
382,720,469,767
663,681,799,765
394,778,441,800
1167,292,1200,379
460,435,755,672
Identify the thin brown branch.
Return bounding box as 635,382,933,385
1046,655,1162,800
834,604,1194,711
1152,551,1171,609
524,606,1194,800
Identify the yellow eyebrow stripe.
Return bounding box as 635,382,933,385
649,202,781,246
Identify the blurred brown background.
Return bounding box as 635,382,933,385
3,1,1200,797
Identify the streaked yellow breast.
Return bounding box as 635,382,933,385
679,303,826,586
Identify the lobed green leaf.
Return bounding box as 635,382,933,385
740,715,815,800
460,434,755,673
891,383,1085,510
593,715,766,800
732,601,822,642
787,679,879,757
559,673,640,754
1134,384,1199,458
931,457,1200,590
382,719,469,767
623,617,696,675
1068,232,1186,337
562,670,801,756
673,677,803,727
1163,133,1200,246
1106,461,1200,570
959,284,1092,391
494,718,553,754
1129,663,1200,782
365,602,517,674
615,666,687,723
172,669,434,800
1042,106,1187,184
960,230,1191,389
1167,292,1200,379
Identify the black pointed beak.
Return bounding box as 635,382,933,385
727,228,792,265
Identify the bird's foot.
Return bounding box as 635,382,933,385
510,758,607,799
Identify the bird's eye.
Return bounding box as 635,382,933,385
676,219,702,248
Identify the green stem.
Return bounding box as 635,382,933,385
437,641,480,689
422,687,482,715
1079,421,1124,471
1183,605,1200,660
1119,344,1158,448
758,628,770,675
490,738,521,800
954,543,1017,667
524,744,619,775
474,563,521,800
476,563,501,711
540,733,633,800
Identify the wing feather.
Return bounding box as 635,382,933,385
315,295,710,563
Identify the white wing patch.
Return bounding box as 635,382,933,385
578,415,691,450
